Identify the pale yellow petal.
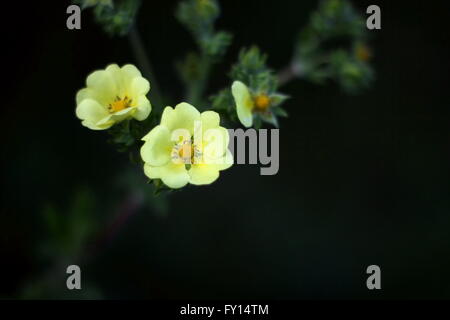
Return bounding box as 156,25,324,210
232,81,254,128
121,64,142,82
109,107,136,122
94,115,115,128
160,102,201,134
80,119,112,130
188,164,220,185
200,110,220,132
76,88,103,105
132,96,151,121
76,98,109,125
213,148,234,171
189,148,233,185
86,70,117,104
129,77,150,97
202,126,229,162
143,162,190,189
140,125,172,167
105,64,126,97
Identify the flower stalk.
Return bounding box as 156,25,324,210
128,25,163,109
186,54,212,107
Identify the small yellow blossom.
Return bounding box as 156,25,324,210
231,81,271,128
76,64,151,130
140,102,233,189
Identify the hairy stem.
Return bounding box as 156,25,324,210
278,65,297,86
94,192,144,250
129,26,163,109
187,55,212,107
278,61,307,87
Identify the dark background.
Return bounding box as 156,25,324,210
1,0,450,299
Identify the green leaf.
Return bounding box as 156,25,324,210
87,0,141,36
177,52,203,84
272,107,289,118
176,0,220,37
200,31,233,60
259,112,279,128
269,93,289,107
230,46,278,93
253,116,262,130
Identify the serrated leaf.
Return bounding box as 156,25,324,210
269,93,289,107
272,107,288,118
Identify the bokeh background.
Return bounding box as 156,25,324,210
1,0,450,299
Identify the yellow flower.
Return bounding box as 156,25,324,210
140,102,233,189
231,80,270,128
76,64,151,130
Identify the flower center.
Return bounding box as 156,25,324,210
171,140,202,165
254,94,270,111
108,96,132,113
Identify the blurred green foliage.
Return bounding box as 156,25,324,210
176,0,233,105
230,47,277,94
75,0,141,36
176,0,232,60
18,188,102,299
40,188,97,261
293,0,374,93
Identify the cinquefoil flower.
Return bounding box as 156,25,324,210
231,80,287,128
76,64,151,130
140,102,233,189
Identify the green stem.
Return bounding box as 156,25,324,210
128,26,163,109
187,54,212,107
278,64,297,86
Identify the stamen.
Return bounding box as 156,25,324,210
108,95,132,113
254,94,270,111
171,140,202,165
